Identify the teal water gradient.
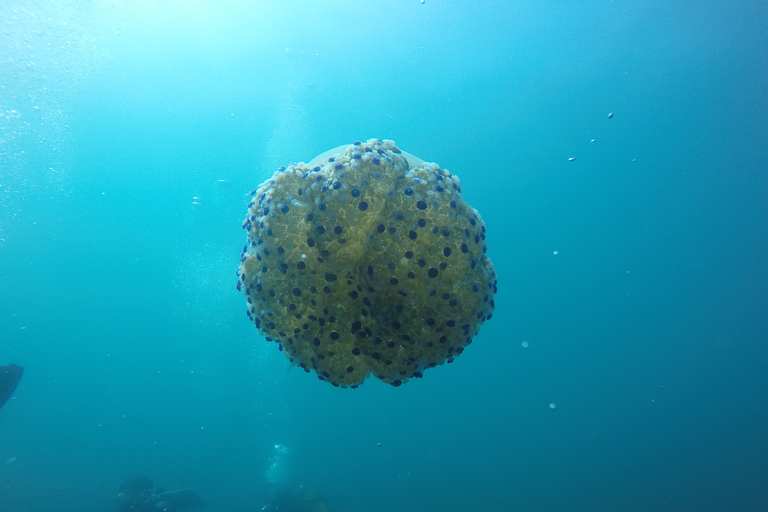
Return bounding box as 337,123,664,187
1,1,766,511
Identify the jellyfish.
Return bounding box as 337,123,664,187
237,139,497,387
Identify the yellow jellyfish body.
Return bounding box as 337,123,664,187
237,139,497,387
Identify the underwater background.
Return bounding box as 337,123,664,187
1,1,767,511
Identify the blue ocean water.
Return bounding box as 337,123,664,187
1,1,767,511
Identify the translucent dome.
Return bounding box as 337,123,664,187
237,139,496,387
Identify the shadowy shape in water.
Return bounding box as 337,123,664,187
0,364,23,410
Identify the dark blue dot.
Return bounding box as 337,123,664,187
280,204,289,214
442,228,450,237
351,188,360,197
307,238,315,247
404,188,413,196
405,250,413,259
407,271,415,279
349,291,358,299
373,157,381,165
443,247,452,257
317,225,326,234
417,218,426,227
347,366,354,373
417,201,427,210
324,273,337,282
377,224,385,233
334,226,343,235
292,287,302,296
435,184,444,192
390,278,399,285
428,268,438,278
297,261,306,270
266,229,273,236
470,217,476,226
408,230,417,240
333,181,341,189
319,203,326,211
330,331,340,340
388,226,396,234
461,243,468,253
396,213,404,221
358,201,368,211
450,200,457,209
352,347,360,356
334,163,343,170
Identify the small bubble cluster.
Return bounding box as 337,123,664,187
237,139,497,388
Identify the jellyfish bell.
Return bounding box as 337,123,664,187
237,138,497,388
306,143,425,168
